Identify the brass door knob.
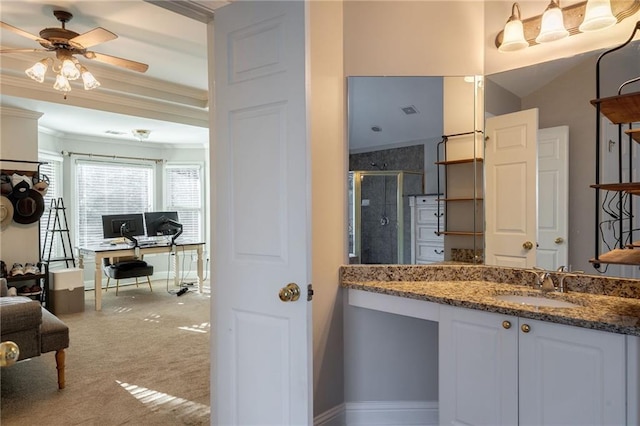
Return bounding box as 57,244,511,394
522,241,534,250
555,237,565,244
502,320,511,329
279,283,301,302
0,341,20,367
521,324,531,333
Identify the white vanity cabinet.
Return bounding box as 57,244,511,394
439,305,628,426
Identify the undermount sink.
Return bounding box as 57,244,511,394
493,294,580,309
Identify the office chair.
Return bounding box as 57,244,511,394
102,257,154,296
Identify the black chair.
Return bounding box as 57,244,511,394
102,257,154,296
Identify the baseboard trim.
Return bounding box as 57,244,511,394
314,403,346,426
315,400,439,426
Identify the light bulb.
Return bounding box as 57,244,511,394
53,74,71,92
579,0,616,32
536,1,569,43
25,59,49,83
80,67,101,90
61,59,80,80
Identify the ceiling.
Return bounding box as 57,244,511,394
0,0,224,146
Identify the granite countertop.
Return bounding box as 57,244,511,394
342,279,640,336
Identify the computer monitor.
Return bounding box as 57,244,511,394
102,214,145,241
144,211,180,237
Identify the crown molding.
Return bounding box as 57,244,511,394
0,73,208,128
0,53,208,109
0,105,43,120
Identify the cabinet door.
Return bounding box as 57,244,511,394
439,305,518,425
518,318,626,426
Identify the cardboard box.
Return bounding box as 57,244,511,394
48,268,84,315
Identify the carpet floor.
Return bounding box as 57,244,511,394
1,281,211,425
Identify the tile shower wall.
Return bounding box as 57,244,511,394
350,145,424,264
349,144,424,171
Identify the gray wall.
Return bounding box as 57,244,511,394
344,301,439,402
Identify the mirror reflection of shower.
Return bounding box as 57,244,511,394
370,162,390,226
349,170,423,264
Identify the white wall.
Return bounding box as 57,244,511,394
310,1,347,416
0,107,43,267
344,1,485,76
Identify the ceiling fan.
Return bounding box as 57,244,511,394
0,10,148,93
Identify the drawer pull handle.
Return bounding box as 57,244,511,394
434,249,444,254
502,320,511,329
521,324,531,333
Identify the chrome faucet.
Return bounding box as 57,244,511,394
529,267,556,291
556,266,584,293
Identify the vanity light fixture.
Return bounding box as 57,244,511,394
536,0,569,43
579,0,617,32
499,3,529,52
495,0,639,52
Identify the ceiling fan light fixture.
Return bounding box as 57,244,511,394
536,0,569,43
25,59,49,83
60,58,80,80
80,66,101,90
579,0,617,32
53,74,71,92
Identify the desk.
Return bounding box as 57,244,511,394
78,241,205,311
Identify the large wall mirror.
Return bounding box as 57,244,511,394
486,39,640,279
347,76,482,265
348,41,639,280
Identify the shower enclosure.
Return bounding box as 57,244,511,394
349,170,423,264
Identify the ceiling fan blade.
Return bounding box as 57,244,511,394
0,48,48,54
1,21,53,48
84,51,149,73
69,27,117,49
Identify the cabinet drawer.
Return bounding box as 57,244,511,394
416,243,445,261
417,207,444,224
416,226,443,242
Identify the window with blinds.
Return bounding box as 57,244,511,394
165,165,203,243
38,154,63,260
76,160,154,247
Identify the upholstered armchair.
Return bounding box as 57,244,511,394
0,278,69,389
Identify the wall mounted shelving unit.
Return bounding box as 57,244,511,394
435,130,484,263
590,21,640,268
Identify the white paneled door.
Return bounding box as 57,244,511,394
213,2,312,425
485,109,538,268
537,126,569,270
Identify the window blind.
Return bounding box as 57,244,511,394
38,155,63,260
76,160,154,247
166,165,203,243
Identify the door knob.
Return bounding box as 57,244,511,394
522,241,534,250
555,237,564,244
279,283,300,302
0,341,20,367
521,324,531,333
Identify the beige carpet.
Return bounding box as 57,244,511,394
1,281,211,425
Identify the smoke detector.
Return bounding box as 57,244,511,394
132,129,151,141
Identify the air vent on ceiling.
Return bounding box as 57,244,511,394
401,105,419,115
